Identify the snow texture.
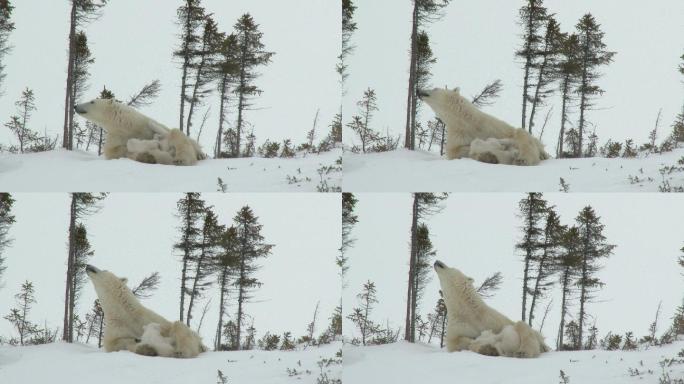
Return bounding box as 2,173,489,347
343,340,684,384
0,148,342,192
343,148,684,192
0,341,341,384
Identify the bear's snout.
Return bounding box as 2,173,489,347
416,89,430,99
434,260,446,269
85,264,99,274
74,104,87,114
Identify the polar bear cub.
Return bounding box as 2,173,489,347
85,264,206,358
417,87,549,165
433,260,549,358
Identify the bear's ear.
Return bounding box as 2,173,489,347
120,277,128,284
452,87,461,93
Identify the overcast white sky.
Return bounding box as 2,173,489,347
0,0,340,153
344,193,684,348
0,193,341,347
343,0,684,153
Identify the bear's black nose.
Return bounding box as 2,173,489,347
416,89,430,99
85,264,98,274
74,105,86,114
434,260,446,269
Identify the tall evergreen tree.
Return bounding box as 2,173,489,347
72,31,95,149
175,0,206,135
574,14,615,157
527,16,563,134
185,207,223,326
174,192,206,323
405,0,450,149
556,33,582,157
214,225,238,350
516,0,549,133
232,205,273,350
0,0,14,96
62,0,107,150
528,208,564,326
556,226,581,350
574,206,615,348
214,33,239,158
0,193,14,286
516,192,548,322
405,193,447,342
339,0,357,96
63,193,105,343
185,16,221,138
340,193,358,286
413,31,437,149
412,223,436,323
230,14,274,157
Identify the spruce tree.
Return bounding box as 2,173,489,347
232,205,273,350
214,225,238,350
4,280,38,345
412,223,436,326
186,207,223,326
574,14,615,157
348,88,380,153
0,193,15,285
340,193,358,285
214,33,239,158
63,193,105,343
527,16,563,134
405,0,450,149
230,14,274,157
174,192,206,323
556,225,581,350
71,31,95,149
414,31,437,150
175,0,206,135
516,0,549,133
528,208,564,326
62,0,107,150
0,0,14,96
516,192,548,322
347,280,380,346
5,88,37,153
405,193,447,342
556,33,582,157
185,16,221,138
574,206,615,349
338,0,357,96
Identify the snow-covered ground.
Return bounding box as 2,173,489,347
343,148,684,192
0,149,342,192
0,341,341,384
343,340,684,384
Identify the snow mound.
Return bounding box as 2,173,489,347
0,148,342,192
343,341,684,384
0,341,342,384
343,148,684,192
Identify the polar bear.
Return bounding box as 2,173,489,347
433,260,549,358
74,99,205,166
417,88,549,165
85,264,206,358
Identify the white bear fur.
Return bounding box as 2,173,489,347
74,99,204,166
418,88,549,165
85,265,206,358
434,260,549,358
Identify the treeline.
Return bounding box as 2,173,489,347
0,193,342,351
0,0,341,158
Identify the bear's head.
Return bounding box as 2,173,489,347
416,87,465,121
85,264,135,311
74,99,117,126
433,260,475,303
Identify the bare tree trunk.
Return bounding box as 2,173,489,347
235,227,248,350
404,195,418,342
215,74,228,158
214,268,228,351
62,3,77,150
557,268,569,350
557,75,570,157
234,39,248,157
577,34,590,157
527,56,550,134
577,228,590,349
404,3,418,149
62,196,77,342
185,42,209,138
